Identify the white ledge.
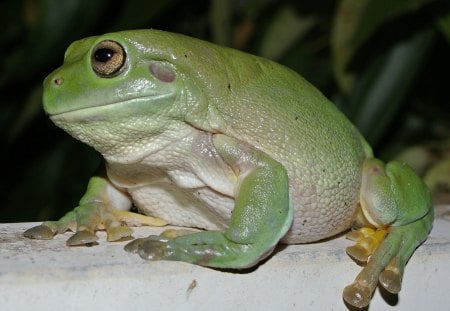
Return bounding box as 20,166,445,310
1,205,450,311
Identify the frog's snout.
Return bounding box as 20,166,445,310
42,69,67,115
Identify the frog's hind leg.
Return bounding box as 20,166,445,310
124,134,294,269
124,158,293,268
343,158,434,308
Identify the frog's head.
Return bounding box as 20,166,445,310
43,30,226,159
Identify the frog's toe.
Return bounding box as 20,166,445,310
23,224,55,240
66,229,99,246
111,209,167,227
346,245,370,263
106,225,134,242
346,227,388,263
160,228,198,239
378,256,404,293
23,215,77,240
123,237,143,253
124,235,170,260
102,210,166,243
137,237,170,260
343,281,372,309
379,267,402,293
64,210,162,246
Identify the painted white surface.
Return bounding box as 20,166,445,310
1,205,449,311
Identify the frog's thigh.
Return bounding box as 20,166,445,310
125,134,294,269
344,158,433,308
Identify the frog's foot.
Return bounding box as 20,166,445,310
24,204,167,246
124,230,268,269
343,209,433,308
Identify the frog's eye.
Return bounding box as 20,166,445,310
91,40,126,77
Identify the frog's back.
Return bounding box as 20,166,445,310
203,45,372,243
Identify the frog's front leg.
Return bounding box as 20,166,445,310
24,175,167,245
344,159,434,308
125,134,294,269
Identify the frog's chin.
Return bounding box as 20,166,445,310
47,93,181,163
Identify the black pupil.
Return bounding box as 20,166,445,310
95,48,115,63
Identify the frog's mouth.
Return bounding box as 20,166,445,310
47,93,175,120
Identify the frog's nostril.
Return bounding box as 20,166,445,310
54,77,64,86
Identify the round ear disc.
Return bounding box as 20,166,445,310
150,63,176,83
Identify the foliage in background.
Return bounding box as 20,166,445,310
1,0,449,222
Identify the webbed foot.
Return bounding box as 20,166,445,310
124,230,264,269
343,209,433,308
24,204,166,246
24,175,167,246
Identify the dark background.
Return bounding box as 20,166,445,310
1,0,449,222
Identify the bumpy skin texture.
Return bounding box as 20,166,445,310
25,30,433,308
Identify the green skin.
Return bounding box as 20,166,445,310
25,30,433,308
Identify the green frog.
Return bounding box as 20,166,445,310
24,29,433,308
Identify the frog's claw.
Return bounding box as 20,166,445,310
343,209,433,308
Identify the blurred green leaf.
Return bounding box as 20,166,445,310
437,11,450,42
259,5,315,60
0,1,24,49
209,0,232,46
112,0,179,31
331,0,369,94
351,0,439,50
331,0,442,95
7,86,42,141
350,29,434,145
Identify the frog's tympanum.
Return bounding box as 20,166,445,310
24,30,433,308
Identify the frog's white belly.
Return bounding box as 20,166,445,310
106,129,237,231
129,182,234,230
